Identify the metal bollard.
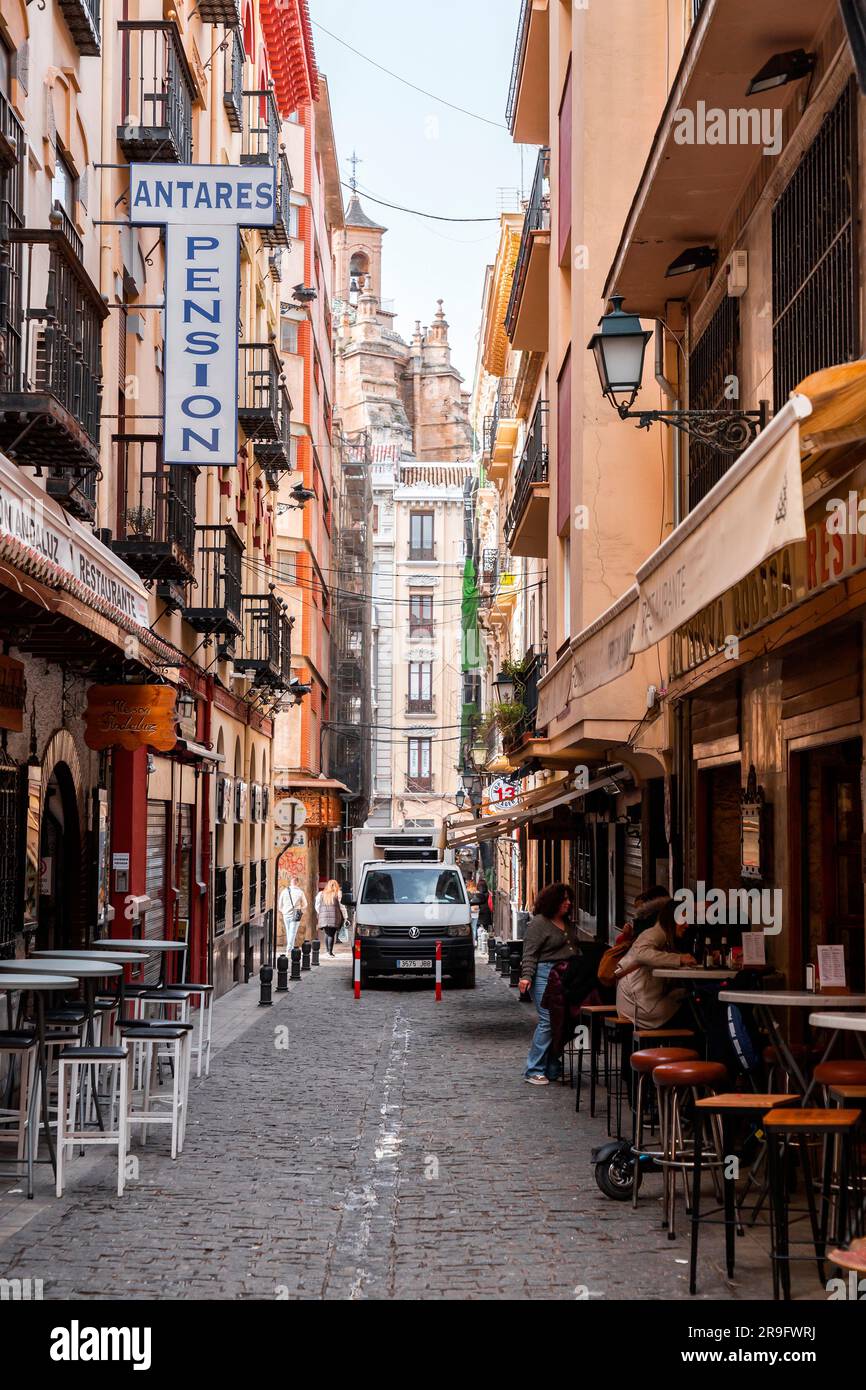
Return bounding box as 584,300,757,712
259,964,273,1006
498,944,510,977
276,954,289,992
311,940,321,967
301,940,312,972
487,936,498,966
290,947,302,981
509,958,521,988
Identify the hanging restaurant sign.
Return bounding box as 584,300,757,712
84,685,178,752
129,165,277,468
0,654,25,732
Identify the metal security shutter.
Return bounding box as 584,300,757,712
144,801,167,983
623,830,643,925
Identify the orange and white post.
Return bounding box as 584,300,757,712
435,940,442,1002
353,937,361,999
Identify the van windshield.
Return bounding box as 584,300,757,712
361,868,466,905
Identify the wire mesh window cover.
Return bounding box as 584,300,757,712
408,662,432,702
687,295,741,511
0,748,19,956
772,81,859,412
573,828,594,917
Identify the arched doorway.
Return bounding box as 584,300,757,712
38,761,83,950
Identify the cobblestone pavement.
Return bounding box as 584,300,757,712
0,954,805,1300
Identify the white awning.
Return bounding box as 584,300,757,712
632,395,810,652
537,585,638,728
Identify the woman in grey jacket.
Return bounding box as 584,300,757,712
518,882,577,1086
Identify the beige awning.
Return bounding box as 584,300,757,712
632,395,810,653
537,586,638,729
445,779,572,846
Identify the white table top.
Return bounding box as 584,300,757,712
94,939,186,951
0,958,122,978
720,990,866,1008
0,972,78,990
654,968,734,980
33,949,149,964
808,1011,866,1034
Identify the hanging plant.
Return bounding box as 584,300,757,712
480,700,526,737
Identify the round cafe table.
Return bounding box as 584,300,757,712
0,958,123,1044
0,971,77,1177
719,990,866,1103
94,938,187,986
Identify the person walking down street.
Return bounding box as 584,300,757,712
518,883,577,1086
277,876,307,954
315,879,347,957
473,877,494,945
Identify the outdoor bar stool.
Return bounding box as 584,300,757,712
763,1043,819,1094
631,1026,696,1054
653,1059,728,1239
814,1060,866,1100
176,984,215,1078
828,1234,866,1279
629,1047,699,1209
55,1046,131,1198
764,1107,864,1301
688,1093,799,1295
119,1023,191,1159
575,1005,617,1117
603,1015,633,1137
0,1033,40,1199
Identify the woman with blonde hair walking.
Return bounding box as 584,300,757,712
315,879,347,956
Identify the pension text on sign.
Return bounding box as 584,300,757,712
129,165,277,467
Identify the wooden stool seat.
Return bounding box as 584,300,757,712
579,1004,618,1014
696,1092,798,1112
829,1084,866,1104
634,1028,695,1041
631,1047,698,1076
605,1015,633,1029
763,1107,862,1133
654,1060,728,1090
814,1061,866,1087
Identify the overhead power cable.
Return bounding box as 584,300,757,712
340,181,500,224
312,20,507,130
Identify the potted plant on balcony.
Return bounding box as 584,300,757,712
124,505,154,540
480,700,526,740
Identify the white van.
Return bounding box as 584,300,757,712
354,861,475,988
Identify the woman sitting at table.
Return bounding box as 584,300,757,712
614,890,697,1029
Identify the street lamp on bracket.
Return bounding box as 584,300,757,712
588,294,767,456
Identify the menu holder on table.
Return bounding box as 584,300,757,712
817,944,848,994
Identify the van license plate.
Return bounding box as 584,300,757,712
396,959,432,969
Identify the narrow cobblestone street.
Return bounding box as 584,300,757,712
0,956,784,1301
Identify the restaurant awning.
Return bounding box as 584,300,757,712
445,779,574,846
631,395,810,652
603,0,839,317
537,586,639,730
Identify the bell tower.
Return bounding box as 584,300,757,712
333,154,387,306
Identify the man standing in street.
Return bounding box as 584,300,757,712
278,875,308,953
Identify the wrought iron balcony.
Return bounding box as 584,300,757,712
0,88,25,173
505,399,549,555
183,525,243,637
234,590,293,687
0,212,107,473
406,776,433,794
241,89,279,167
223,26,244,133
232,865,244,926
249,860,258,915
199,0,241,23
214,866,228,937
57,0,100,55
502,650,547,752
406,696,435,715
259,858,267,912
505,147,550,341
261,154,293,249
238,342,292,474
117,22,194,164
111,435,197,587
506,0,531,131
45,468,98,524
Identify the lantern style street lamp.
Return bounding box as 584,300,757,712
455,786,467,811
492,670,516,704
470,738,488,771
588,293,767,456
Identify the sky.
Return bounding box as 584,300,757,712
310,0,526,386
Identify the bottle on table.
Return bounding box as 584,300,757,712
703,936,713,969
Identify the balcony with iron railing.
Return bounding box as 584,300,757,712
183,525,243,637
111,435,197,586
241,88,279,167
502,650,547,754
406,695,436,716
214,866,228,937
238,342,292,476
406,776,433,794
224,25,244,133
233,865,244,926
505,0,549,143
259,858,267,912
234,590,293,687
261,154,293,249
57,0,100,55
505,147,550,350
0,210,108,481
505,400,549,557
249,861,258,916
117,21,194,164
484,379,519,482
0,89,25,175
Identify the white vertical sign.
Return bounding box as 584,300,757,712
129,164,277,468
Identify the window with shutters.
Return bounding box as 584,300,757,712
407,661,433,713
407,737,432,792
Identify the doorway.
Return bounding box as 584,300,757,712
37,763,83,950
794,738,864,991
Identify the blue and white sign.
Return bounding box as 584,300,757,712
129,165,277,467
